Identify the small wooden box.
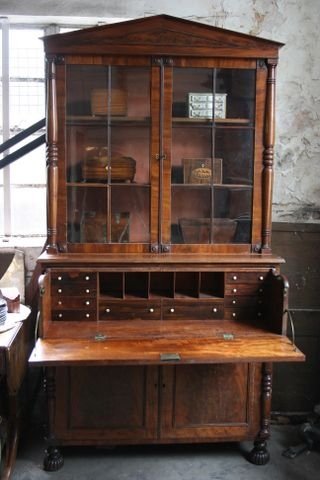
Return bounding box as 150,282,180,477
183,158,223,185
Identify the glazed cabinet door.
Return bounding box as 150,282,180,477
160,364,261,441
53,366,158,444
55,57,264,254
161,60,262,254
63,60,157,253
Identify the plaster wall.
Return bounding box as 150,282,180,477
1,0,319,222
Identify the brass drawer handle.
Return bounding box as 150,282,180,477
232,288,237,293
58,288,62,294
105,308,111,313
149,308,154,313
85,313,90,318
212,307,218,313
85,289,90,294
169,308,175,313
232,275,237,281
85,301,90,306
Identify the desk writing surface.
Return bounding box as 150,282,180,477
30,334,304,367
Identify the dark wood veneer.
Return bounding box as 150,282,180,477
29,15,304,470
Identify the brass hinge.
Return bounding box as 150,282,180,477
160,353,181,361
94,333,107,342
222,333,235,341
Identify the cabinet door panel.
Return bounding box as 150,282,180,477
54,366,158,442
160,364,260,441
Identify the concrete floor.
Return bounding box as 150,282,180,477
11,425,320,480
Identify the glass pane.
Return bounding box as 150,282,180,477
67,125,108,183
214,188,252,244
216,69,255,123
172,67,214,119
215,128,254,186
67,186,107,243
171,186,211,244
111,185,150,243
171,126,213,185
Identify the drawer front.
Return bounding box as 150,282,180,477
162,301,224,320
52,310,96,321
225,271,269,284
51,284,96,296
224,296,263,308
52,296,96,310
225,307,263,321
225,284,264,297
99,301,161,321
51,271,97,286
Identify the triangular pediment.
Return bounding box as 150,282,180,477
93,27,248,49
44,14,283,57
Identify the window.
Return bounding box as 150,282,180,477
1,23,46,237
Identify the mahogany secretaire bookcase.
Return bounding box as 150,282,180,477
29,15,304,471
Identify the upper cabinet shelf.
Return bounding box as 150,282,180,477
67,115,151,126
172,117,251,125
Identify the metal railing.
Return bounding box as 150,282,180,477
0,118,46,169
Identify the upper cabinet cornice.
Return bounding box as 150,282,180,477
43,14,283,58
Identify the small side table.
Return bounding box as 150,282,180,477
0,306,31,480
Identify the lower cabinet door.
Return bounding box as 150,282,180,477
160,363,261,442
54,365,158,444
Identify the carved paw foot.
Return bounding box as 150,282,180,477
248,440,270,465
43,446,64,471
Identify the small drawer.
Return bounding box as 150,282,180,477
99,301,161,321
225,284,264,296
52,310,96,321
52,284,96,296
162,301,224,320
224,296,263,308
225,307,263,321
51,271,96,286
52,296,96,310
225,271,269,284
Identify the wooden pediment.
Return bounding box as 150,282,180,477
44,14,283,58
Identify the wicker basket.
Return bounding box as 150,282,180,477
91,88,127,116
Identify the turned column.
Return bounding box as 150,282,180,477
249,362,273,465
262,59,277,253
43,367,63,471
45,56,59,253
